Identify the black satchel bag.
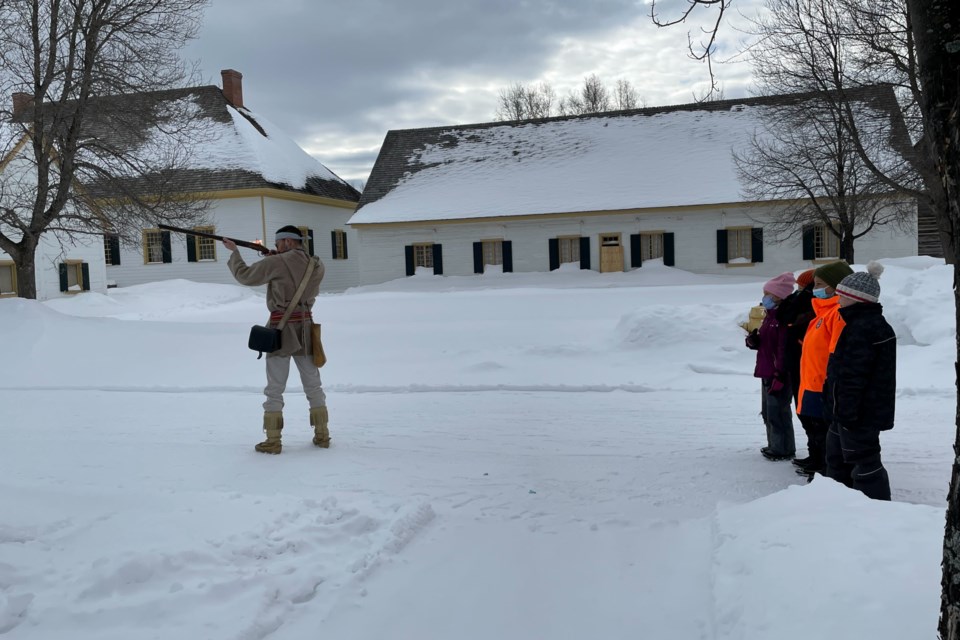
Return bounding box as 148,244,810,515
248,257,316,359
248,325,282,359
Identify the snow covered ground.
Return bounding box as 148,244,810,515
0,256,953,639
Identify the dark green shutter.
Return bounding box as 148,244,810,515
630,234,642,268
473,242,483,274
802,226,815,260
548,239,559,271
161,231,172,263
751,228,764,263
502,241,513,273
111,235,121,266
81,263,90,291
186,235,197,262
405,245,415,276
307,229,315,257
579,236,590,270
331,230,337,258
663,233,675,267
716,230,728,264
432,244,443,275
58,263,68,292
342,232,348,259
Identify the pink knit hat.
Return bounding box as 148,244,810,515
763,272,796,299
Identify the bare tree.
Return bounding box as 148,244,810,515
653,1,960,636
614,79,644,110
736,93,915,263
495,81,556,121
737,0,919,261
559,74,612,115
0,0,211,299
747,0,951,262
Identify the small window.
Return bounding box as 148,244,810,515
59,260,89,293
0,262,17,297
601,234,621,247
639,232,664,262
413,243,434,268
727,227,753,263
297,226,315,256
558,236,580,264
103,233,121,266
144,229,164,264
482,239,503,266
332,229,347,260
193,226,217,261
814,224,840,259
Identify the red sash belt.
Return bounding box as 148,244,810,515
269,310,312,324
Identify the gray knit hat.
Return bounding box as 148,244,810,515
836,261,884,303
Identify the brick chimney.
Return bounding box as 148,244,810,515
221,69,243,108
12,92,32,117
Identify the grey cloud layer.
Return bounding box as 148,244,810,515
186,0,758,182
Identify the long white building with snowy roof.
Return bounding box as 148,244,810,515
348,85,921,286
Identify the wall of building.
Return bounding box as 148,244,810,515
354,202,918,286
107,194,359,293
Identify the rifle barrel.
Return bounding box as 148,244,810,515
157,224,270,254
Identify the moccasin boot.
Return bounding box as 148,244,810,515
255,412,283,454
310,406,330,448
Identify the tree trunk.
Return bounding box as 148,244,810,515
14,245,38,300
911,0,960,637
840,235,855,264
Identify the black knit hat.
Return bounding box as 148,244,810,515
836,261,884,303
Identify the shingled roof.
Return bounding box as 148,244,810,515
350,84,911,225
14,84,360,203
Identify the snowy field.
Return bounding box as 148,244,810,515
0,256,953,639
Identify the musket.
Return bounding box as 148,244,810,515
157,224,272,255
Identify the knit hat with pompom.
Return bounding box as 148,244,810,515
835,261,885,303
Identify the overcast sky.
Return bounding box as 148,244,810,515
184,0,765,186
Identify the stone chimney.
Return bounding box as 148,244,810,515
221,69,243,108
12,92,32,117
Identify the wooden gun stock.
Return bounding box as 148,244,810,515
157,224,271,255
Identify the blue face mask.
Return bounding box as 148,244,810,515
760,295,777,310
812,287,832,299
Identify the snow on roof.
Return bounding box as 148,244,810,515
350,86,908,225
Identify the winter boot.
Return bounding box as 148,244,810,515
310,406,330,448
255,412,283,454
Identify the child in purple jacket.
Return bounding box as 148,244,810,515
745,272,797,460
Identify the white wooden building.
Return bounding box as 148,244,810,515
105,70,361,293
348,86,919,285
1,70,360,301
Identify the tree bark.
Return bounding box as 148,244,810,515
911,0,960,636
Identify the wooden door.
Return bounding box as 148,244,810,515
599,234,623,273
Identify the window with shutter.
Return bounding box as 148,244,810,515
726,227,753,263
61,260,86,293
193,226,217,261
0,262,16,297
143,230,165,264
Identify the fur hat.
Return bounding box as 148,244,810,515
796,269,815,290
836,261,884,304
813,261,854,289
763,272,796,299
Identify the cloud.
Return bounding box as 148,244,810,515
185,0,765,183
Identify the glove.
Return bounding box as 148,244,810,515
745,329,760,350
770,377,785,393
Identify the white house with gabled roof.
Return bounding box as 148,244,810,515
105,70,361,294
347,85,920,286
1,70,361,301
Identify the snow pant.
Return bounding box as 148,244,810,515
825,423,891,501
263,353,326,414
761,379,795,457
798,414,828,469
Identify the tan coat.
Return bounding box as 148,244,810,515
228,249,325,357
